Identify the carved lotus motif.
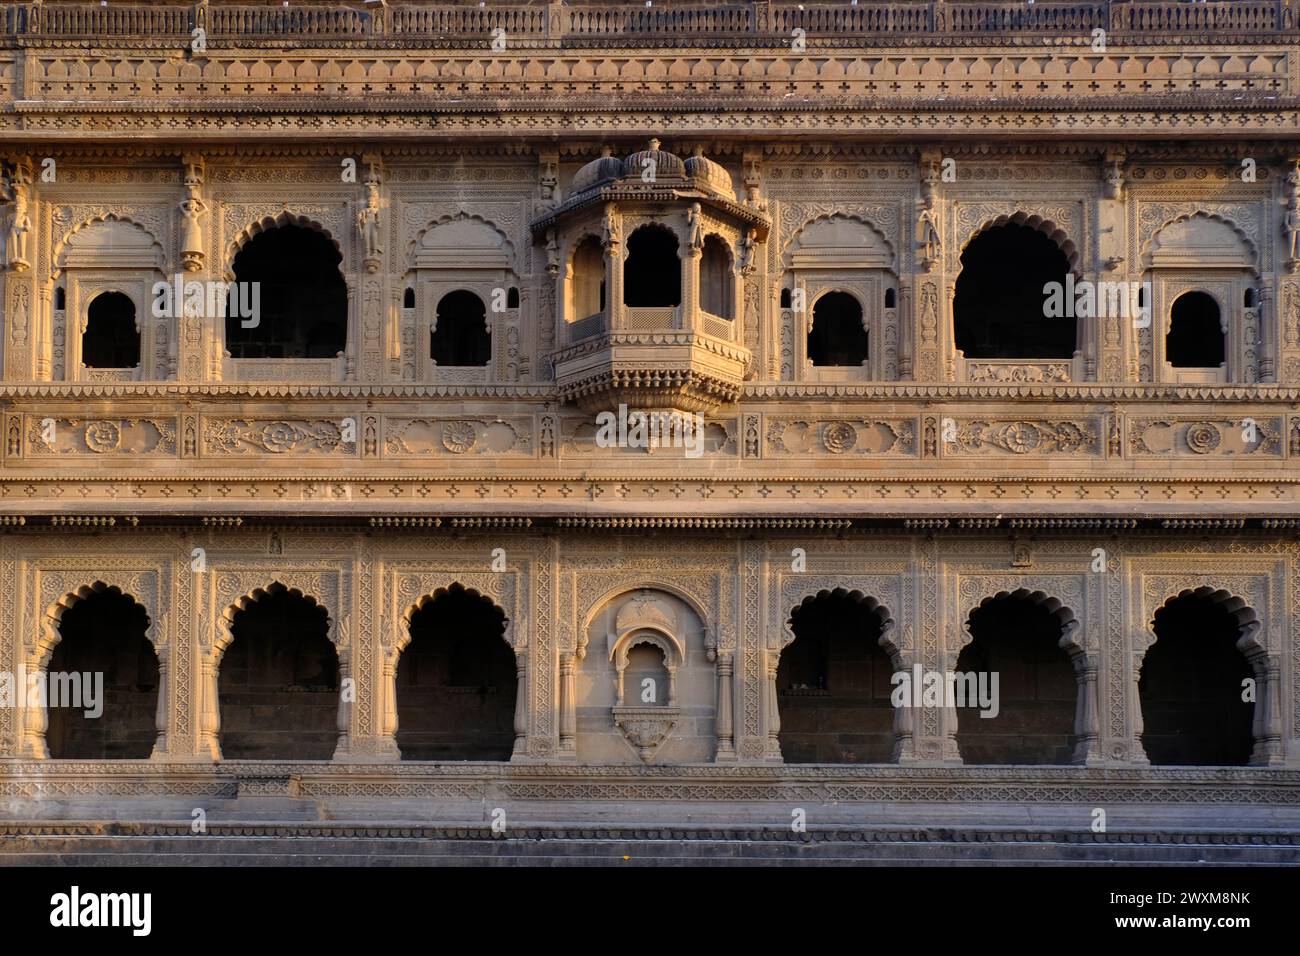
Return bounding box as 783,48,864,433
84,421,121,453
442,421,477,454
1185,423,1222,454
260,421,298,453
822,421,857,454
998,422,1041,454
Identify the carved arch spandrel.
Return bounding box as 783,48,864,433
952,206,1083,274
953,573,1086,653
223,208,345,274
775,573,903,652
214,580,337,664
395,581,515,656
1139,575,1269,655
575,576,715,661
782,586,899,666
388,569,518,650
37,577,159,670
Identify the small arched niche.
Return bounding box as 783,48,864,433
579,588,712,764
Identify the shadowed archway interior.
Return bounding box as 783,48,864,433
953,222,1075,359
217,587,339,760
1140,591,1254,766
82,291,140,369
46,587,158,759
227,223,348,359
396,584,517,760
776,591,893,763
954,594,1076,765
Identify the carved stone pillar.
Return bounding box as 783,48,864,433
714,650,735,762
332,645,353,760
512,648,529,759
764,650,782,762
151,642,172,759
602,203,623,331
378,642,401,759
198,638,223,761
1244,643,1284,766
1069,648,1103,766
897,280,913,379
1127,650,1152,765
559,650,577,757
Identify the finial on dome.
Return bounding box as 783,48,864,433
693,145,704,157
601,145,612,157
648,138,661,151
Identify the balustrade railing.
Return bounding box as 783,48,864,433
4,0,1291,41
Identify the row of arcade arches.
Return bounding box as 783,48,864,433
41,580,1268,767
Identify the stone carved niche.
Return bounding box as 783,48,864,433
605,592,685,763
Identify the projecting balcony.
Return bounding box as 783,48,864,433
554,304,748,414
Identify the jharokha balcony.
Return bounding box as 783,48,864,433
534,140,769,414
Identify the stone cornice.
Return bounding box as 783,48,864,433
6,107,1297,142
2,382,1300,402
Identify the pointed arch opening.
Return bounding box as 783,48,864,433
45,584,158,760
1166,290,1225,369
431,290,491,367
1140,588,1256,766
227,222,347,360
217,583,339,760
777,589,896,764
807,291,867,367
396,583,516,761
955,590,1078,765
954,222,1076,359
624,224,681,308
82,291,140,369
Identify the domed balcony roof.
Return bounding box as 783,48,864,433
570,146,624,196
684,146,735,201
623,139,686,180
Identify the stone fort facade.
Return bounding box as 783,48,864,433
0,0,1299,843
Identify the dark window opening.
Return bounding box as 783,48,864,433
217,587,339,760
82,292,140,368
403,287,415,309
776,592,894,764
431,290,491,366
506,287,519,309
623,226,681,308
953,223,1075,359
397,584,517,760
227,224,348,359
1244,287,1256,309
1139,592,1254,766
54,287,66,311
807,291,868,367
701,235,733,318
46,588,158,759
1166,291,1224,368
780,288,792,309
954,596,1077,765
884,287,896,309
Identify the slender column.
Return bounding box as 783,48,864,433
198,621,223,760
332,646,353,760
1245,645,1284,766
559,650,577,756
151,643,172,759
602,203,623,331
897,280,913,379
714,651,735,761
512,648,528,759
764,651,782,761
1070,648,1103,766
